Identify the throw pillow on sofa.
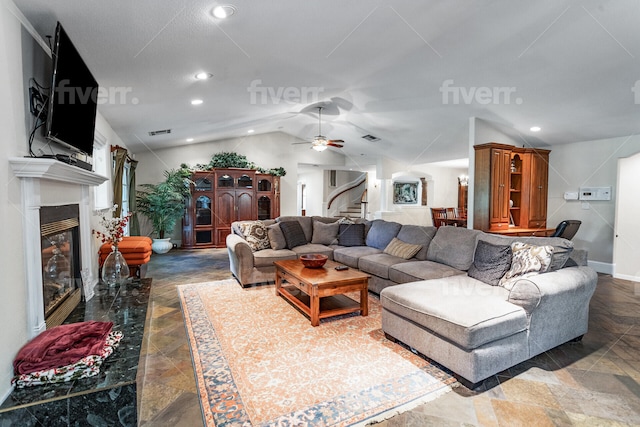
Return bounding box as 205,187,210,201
338,223,366,246
311,220,339,245
366,219,402,250
467,240,512,286
383,237,422,259
279,221,308,249
267,223,287,250
236,221,270,252
499,242,554,287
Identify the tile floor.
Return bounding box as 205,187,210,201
137,248,640,426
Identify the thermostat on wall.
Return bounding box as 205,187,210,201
563,191,579,200
579,186,611,201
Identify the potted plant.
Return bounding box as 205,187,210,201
137,169,191,253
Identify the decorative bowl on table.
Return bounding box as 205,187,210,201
299,254,328,268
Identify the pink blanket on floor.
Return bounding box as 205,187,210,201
13,321,113,375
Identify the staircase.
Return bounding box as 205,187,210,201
336,203,362,219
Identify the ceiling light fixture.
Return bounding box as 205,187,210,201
212,5,236,19
191,99,203,105
247,129,254,134
195,72,213,80
530,126,541,132
312,144,328,152
186,138,194,142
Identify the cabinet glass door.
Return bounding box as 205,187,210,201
258,196,271,220
257,179,272,192
237,174,253,188
196,195,212,226
218,174,234,188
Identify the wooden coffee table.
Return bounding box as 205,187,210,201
274,259,370,327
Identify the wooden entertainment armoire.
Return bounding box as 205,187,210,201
182,168,280,248
473,142,552,236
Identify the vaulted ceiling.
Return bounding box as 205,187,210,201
13,0,640,166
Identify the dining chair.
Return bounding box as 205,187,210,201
431,207,448,228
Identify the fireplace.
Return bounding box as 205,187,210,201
10,157,108,338
40,205,82,328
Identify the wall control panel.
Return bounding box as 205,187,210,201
579,186,611,201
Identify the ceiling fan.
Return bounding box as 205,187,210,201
296,107,344,151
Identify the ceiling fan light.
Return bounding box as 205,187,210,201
312,144,328,152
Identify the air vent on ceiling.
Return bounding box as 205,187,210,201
148,129,172,136
361,134,380,142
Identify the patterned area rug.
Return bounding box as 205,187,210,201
178,279,455,426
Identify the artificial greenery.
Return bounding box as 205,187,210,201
136,169,191,238
180,152,286,176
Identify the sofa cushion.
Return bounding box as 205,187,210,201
388,260,466,284
333,246,382,268
235,220,270,252
467,240,512,286
427,226,481,271
499,242,554,287
380,277,527,350
358,253,412,279
279,221,308,249
366,220,402,250
506,278,542,317
338,223,366,247
267,223,287,250
383,237,422,260
396,225,437,260
253,248,297,267
291,244,334,260
478,234,573,271
311,220,339,245
277,216,313,242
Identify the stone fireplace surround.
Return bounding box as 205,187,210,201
9,157,107,339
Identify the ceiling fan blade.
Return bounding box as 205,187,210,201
292,141,312,145
327,139,344,143
327,142,343,148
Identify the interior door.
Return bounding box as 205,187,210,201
613,152,640,281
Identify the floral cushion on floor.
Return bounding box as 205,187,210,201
11,331,123,388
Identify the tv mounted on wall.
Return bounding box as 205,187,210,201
45,22,98,157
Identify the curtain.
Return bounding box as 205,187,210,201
112,147,127,217
128,159,140,235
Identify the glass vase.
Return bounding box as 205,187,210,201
101,247,130,286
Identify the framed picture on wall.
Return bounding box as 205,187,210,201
393,182,418,204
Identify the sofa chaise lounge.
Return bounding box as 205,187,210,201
226,215,597,387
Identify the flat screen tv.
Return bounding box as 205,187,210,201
45,22,98,157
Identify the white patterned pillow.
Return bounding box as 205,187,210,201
237,221,270,252
499,242,554,289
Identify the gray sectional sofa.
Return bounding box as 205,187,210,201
226,215,598,387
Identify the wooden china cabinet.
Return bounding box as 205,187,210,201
182,168,280,248
473,142,551,235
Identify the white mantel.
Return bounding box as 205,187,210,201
9,157,108,338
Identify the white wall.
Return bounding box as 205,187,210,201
370,163,466,226
547,136,640,271
470,117,640,272
0,1,126,401
133,132,345,239
1,0,30,402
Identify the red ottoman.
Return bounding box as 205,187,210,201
99,236,152,278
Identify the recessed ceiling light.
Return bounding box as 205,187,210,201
212,5,236,19
186,138,194,142
247,129,254,134
195,72,213,80
191,99,203,105
530,126,541,132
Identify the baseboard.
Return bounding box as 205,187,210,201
0,384,14,408
587,260,613,275
613,272,640,283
